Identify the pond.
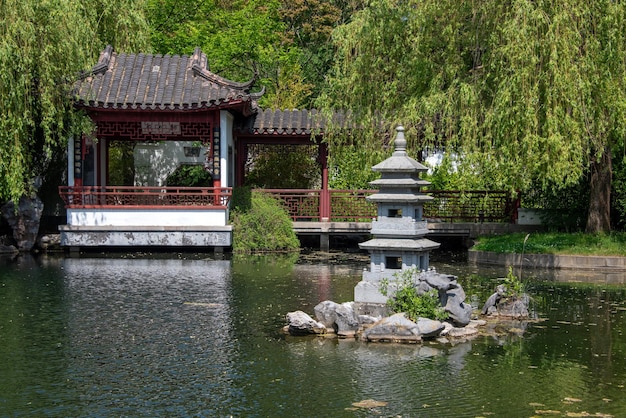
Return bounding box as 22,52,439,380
1,251,625,417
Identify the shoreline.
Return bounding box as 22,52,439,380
469,249,626,284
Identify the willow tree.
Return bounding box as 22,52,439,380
319,0,626,232
0,0,149,203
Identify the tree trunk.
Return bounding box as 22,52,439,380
586,146,612,233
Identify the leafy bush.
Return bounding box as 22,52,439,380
380,270,448,322
230,189,300,253
503,266,525,297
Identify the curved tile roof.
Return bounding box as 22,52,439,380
73,45,263,111
239,109,350,136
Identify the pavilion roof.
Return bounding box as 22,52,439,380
73,45,263,111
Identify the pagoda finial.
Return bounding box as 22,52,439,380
393,125,407,156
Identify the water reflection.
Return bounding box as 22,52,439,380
0,253,625,417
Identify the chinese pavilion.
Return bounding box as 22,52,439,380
58,46,331,250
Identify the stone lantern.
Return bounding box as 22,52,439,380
355,126,441,305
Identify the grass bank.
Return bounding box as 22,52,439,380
472,232,626,257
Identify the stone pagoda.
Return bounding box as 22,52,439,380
355,126,471,326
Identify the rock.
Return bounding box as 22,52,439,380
423,273,456,291
467,319,487,328
0,244,18,254
314,300,340,328
447,326,479,339
357,314,379,325
443,285,472,327
335,302,360,337
417,280,433,295
1,195,43,252
37,234,61,251
286,311,326,335
439,321,454,336
415,317,445,338
496,294,530,319
481,284,507,314
363,313,422,343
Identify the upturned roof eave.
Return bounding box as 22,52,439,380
72,45,264,111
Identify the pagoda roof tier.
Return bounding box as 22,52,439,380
366,193,434,203
371,126,429,174
73,45,263,112
359,238,440,252
369,177,431,187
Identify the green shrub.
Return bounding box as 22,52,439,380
503,266,525,297
380,270,448,322
230,189,300,253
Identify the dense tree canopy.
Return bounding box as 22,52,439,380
147,0,365,109
319,0,626,232
3,0,625,233
0,0,149,203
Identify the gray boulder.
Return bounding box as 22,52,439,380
481,284,507,314
442,284,472,326
314,300,341,328
363,313,422,343
415,317,445,338
335,302,360,337
286,311,326,335
1,195,43,252
447,326,479,339
423,273,456,291
495,294,530,319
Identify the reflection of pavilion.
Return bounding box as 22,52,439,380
60,257,237,410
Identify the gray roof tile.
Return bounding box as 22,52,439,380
240,109,349,136
74,45,262,110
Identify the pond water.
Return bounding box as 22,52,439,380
1,251,625,417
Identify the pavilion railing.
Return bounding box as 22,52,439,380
59,186,232,209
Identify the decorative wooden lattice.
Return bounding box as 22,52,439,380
423,190,515,223
262,189,321,221
329,190,376,222
59,186,517,222
257,189,517,223
59,186,231,208
96,121,212,141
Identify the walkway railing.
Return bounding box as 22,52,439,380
59,186,232,209
261,189,518,223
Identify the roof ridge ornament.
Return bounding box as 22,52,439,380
392,125,407,156
80,44,113,79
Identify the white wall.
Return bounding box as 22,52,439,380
67,208,228,226
220,110,234,188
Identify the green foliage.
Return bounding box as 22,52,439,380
522,177,589,232
320,0,626,232
0,0,149,202
473,232,626,257
328,144,385,189
245,145,320,189
166,165,213,187
611,153,626,229
230,190,300,253
108,141,136,186
147,0,313,109
503,266,525,298
380,270,448,322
